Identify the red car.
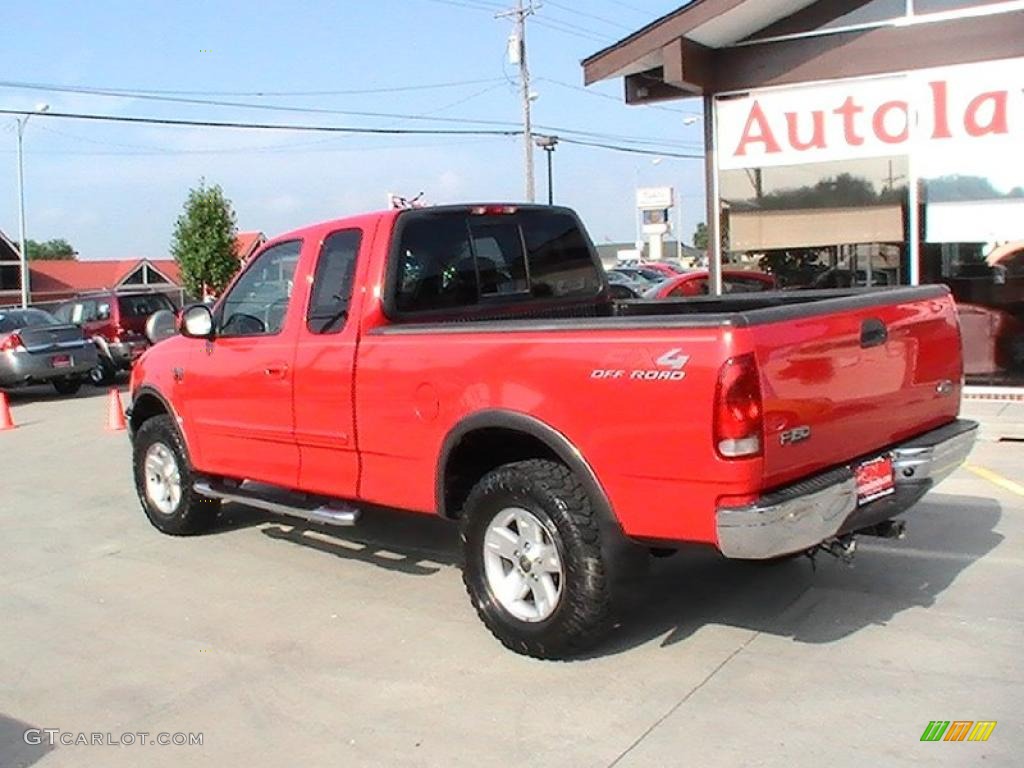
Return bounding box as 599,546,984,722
956,303,1024,375
55,289,177,384
646,270,777,298
128,204,975,658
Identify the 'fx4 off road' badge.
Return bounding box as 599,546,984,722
590,347,690,382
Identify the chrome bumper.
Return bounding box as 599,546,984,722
716,419,978,560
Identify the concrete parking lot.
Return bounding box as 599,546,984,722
1,387,1022,767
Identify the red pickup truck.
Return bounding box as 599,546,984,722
128,204,977,658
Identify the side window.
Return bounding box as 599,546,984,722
670,279,707,297
77,300,98,322
53,304,72,323
218,240,301,337
307,229,361,334
96,301,112,321
394,216,475,313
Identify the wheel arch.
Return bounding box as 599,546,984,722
435,410,616,527
128,386,177,436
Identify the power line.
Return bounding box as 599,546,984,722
2,78,509,99
536,77,703,118
0,107,703,159
0,80,524,129
543,0,635,31
558,136,701,159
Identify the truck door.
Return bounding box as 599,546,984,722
182,239,302,488
292,228,364,499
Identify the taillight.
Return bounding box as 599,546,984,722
714,353,763,459
0,332,25,352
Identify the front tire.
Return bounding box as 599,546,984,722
461,459,613,659
132,414,220,535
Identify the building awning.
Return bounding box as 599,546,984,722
582,1,1024,102
729,205,903,251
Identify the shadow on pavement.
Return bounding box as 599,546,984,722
0,713,55,768
201,492,1002,658
599,493,1004,655
4,380,128,405
212,502,460,575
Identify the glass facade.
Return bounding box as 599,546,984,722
714,59,1024,387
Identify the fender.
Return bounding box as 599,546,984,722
127,385,193,459
435,409,619,528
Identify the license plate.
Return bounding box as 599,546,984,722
51,354,73,369
855,455,895,505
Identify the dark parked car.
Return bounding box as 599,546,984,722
54,290,177,384
0,308,99,394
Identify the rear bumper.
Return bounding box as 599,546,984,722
0,346,99,387
95,338,147,369
716,419,978,560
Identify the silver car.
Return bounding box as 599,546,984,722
0,308,99,395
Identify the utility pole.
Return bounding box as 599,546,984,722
15,104,49,308
498,1,536,202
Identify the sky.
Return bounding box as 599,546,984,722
0,0,707,260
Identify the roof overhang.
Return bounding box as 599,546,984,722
583,1,1024,101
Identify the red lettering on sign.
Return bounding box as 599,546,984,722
833,96,865,147
785,110,826,151
929,81,952,139
735,100,781,156
965,90,1008,137
872,100,909,144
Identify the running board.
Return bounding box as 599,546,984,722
193,480,360,527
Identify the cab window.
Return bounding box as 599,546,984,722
218,240,301,337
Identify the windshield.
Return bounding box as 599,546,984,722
0,309,60,332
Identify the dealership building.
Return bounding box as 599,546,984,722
584,0,1024,389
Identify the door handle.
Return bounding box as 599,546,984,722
860,318,887,348
264,365,289,379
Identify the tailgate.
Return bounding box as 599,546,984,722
753,288,962,489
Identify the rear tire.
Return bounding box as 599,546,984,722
132,414,220,535
460,459,614,659
52,377,82,395
89,361,115,386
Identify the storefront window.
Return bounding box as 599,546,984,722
720,157,910,288
913,0,1010,14
920,149,1024,384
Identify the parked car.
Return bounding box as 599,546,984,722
644,270,777,298
0,308,99,395
128,203,975,659
956,302,1024,375
54,290,177,385
609,266,666,284
605,270,647,299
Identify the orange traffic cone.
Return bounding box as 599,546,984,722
105,388,127,432
0,392,15,431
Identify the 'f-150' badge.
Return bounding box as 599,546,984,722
779,425,811,445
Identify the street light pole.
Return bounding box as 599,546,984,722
535,135,558,205
15,104,48,309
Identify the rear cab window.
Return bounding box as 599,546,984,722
388,206,603,318
117,294,175,317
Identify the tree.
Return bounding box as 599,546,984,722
171,180,239,298
692,222,708,250
22,238,76,260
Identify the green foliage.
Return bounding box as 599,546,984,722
171,180,239,297
24,238,76,260
692,222,708,250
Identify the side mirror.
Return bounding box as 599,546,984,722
145,309,178,344
179,303,215,339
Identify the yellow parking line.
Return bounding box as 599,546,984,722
965,464,1024,497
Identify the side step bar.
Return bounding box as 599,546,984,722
193,480,360,527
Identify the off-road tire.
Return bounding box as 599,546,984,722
132,414,220,535
52,377,82,395
460,459,614,659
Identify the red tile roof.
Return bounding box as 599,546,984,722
29,258,184,297
235,231,265,261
